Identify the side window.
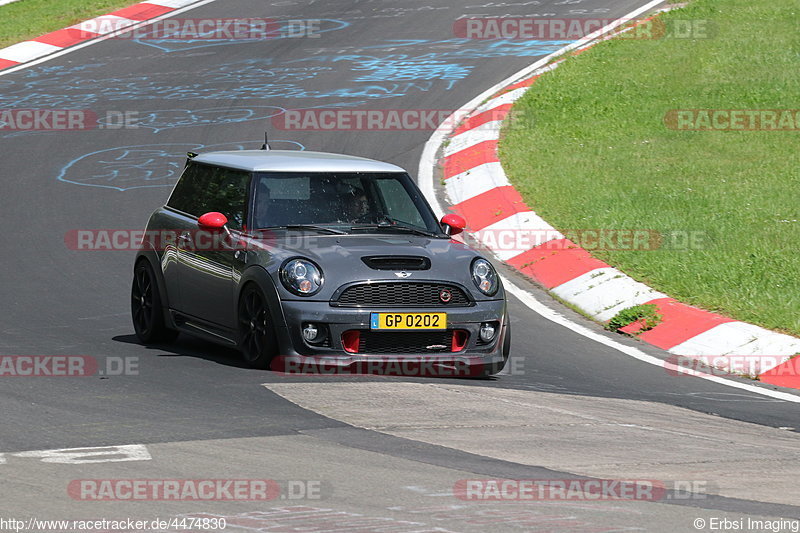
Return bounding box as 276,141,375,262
200,167,250,230
166,163,203,214
167,163,250,230
375,178,426,228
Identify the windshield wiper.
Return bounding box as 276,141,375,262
258,225,347,235
350,220,438,237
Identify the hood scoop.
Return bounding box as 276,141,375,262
362,255,431,271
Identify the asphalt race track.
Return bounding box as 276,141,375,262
1,0,799,530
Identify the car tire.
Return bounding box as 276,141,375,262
131,259,179,345
238,284,279,369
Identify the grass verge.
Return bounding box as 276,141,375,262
499,0,799,336
0,0,139,48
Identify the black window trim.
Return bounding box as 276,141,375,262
164,161,253,232
248,170,442,234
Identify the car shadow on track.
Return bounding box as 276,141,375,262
112,334,252,369
112,334,502,381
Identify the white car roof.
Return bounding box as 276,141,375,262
192,150,406,173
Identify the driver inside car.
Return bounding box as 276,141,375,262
344,187,373,223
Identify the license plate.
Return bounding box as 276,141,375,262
370,312,446,330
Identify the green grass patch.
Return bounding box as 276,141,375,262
500,0,800,337
607,304,663,333
0,0,138,49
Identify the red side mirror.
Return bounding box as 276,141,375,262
440,214,466,236
198,212,228,231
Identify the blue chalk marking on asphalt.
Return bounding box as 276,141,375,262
291,39,568,64
97,106,287,133
0,39,566,114
4,35,570,188
132,19,350,53
57,141,306,191
351,59,471,83
3,106,288,138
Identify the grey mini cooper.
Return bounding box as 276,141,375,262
131,149,510,376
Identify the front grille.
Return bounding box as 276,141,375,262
358,330,456,354
333,282,471,307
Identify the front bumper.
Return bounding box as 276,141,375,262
271,299,508,376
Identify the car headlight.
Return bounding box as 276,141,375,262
280,258,323,296
471,258,498,296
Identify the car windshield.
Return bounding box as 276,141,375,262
251,171,443,235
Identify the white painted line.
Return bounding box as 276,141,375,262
0,0,24,7
473,211,562,261
0,0,218,77
550,267,667,322
669,322,800,373
0,41,62,63
443,120,504,157
473,88,528,114
7,444,151,464
419,0,667,216
444,162,510,204
419,0,800,401
502,275,800,403
72,15,139,35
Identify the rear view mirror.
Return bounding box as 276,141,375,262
197,212,228,231
440,214,466,236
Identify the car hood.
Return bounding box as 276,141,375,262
246,233,498,301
